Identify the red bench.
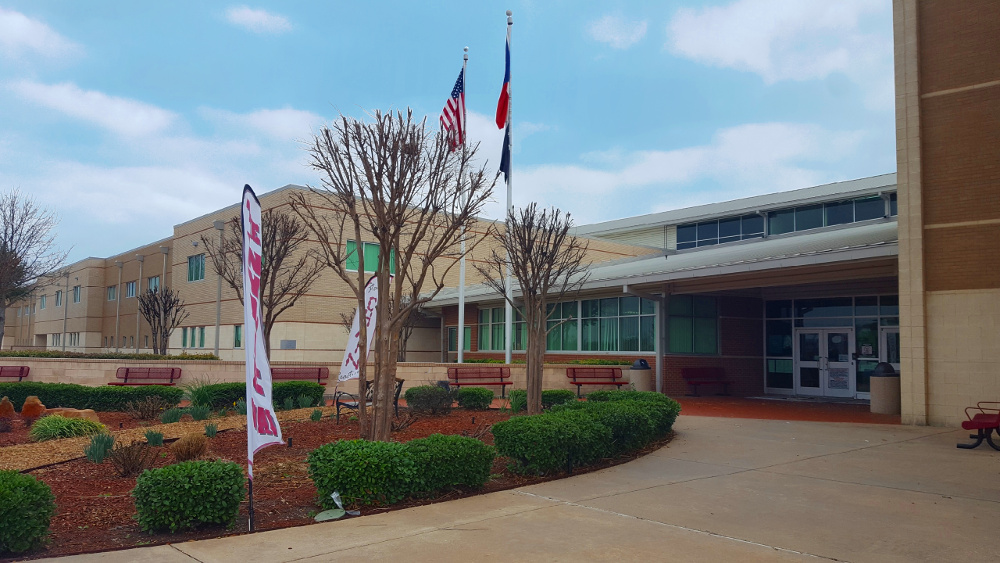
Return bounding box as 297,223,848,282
109,367,182,386
271,366,329,384
448,366,512,398
0,366,29,381
566,367,628,398
957,402,1000,450
680,367,729,396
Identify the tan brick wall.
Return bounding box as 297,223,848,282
917,0,1000,94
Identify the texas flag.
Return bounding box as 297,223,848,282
495,33,510,129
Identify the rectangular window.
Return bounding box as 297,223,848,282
147,276,160,292
447,326,472,352
545,301,579,352
346,241,396,274
581,297,656,353
668,295,718,355
825,200,854,226
741,214,764,239
182,327,188,348
72,285,81,303
854,196,884,221
125,281,136,298
39,295,46,309
234,324,242,348
795,204,824,231
107,286,117,301
718,217,741,244
768,209,795,235
188,254,205,282
55,290,62,307
198,326,205,348
144,335,149,348
676,224,697,250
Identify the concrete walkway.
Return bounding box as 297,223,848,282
39,416,1000,562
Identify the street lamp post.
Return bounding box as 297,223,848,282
60,271,69,351
135,254,144,352
114,261,123,352
213,220,225,358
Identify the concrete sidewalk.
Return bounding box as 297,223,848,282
39,417,999,562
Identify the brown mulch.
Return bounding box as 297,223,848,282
2,408,673,561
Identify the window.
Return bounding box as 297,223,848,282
182,327,188,348
144,335,149,348
234,325,243,348
345,240,396,274
68,332,79,347
199,327,205,348
129,336,134,348
546,302,579,352
125,281,136,298
55,290,63,307
668,296,717,355
107,286,117,301
147,276,160,292
72,285,81,303
447,326,472,352
582,297,657,352
188,254,205,282
104,337,108,347
52,333,61,347
677,214,766,249
478,307,505,351
39,295,46,309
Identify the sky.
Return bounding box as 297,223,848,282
0,0,896,262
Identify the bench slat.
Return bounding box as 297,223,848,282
114,366,181,386
448,367,511,398
0,366,29,381
565,367,627,397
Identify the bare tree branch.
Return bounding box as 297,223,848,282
138,287,190,355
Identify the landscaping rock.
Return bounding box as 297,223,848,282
20,396,46,422
0,396,14,418
45,408,100,422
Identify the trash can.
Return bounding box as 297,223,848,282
869,362,900,415
629,359,652,392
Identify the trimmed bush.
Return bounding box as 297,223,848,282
29,415,105,442
542,389,577,409
456,387,494,410
0,471,55,554
585,390,681,436
0,350,217,360
132,460,245,532
404,386,453,414
0,382,184,413
171,432,208,461
560,401,655,454
308,439,415,508
492,411,611,475
564,358,633,365
85,385,184,412
461,358,504,364
272,381,324,408
407,434,495,495
84,433,115,463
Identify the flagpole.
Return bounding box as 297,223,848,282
503,10,513,365
457,46,468,364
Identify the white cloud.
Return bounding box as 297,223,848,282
588,15,648,49
225,6,292,34
667,0,892,109
200,106,324,140
9,80,176,136
0,7,80,60
494,122,865,224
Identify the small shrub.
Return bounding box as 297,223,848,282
566,358,633,365
297,394,315,409
170,432,208,461
404,385,452,415
456,387,494,410
235,398,247,415
407,434,495,495
0,470,55,554
492,411,611,475
189,405,212,421
29,415,105,442
508,389,526,413
132,460,245,532
160,408,184,424
204,423,218,438
84,433,115,463
108,440,156,477
572,401,656,455
282,397,295,411
310,409,323,422
181,378,216,408
542,389,577,409
586,390,681,436
144,430,164,447
308,439,415,508
124,396,172,420
272,381,324,408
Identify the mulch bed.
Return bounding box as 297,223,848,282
2,408,673,561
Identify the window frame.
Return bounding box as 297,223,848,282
125,281,136,298
72,285,81,303
187,254,206,282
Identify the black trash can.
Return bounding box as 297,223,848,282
629,359,652,392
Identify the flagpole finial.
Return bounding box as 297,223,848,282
507,10,513,24
464,46,468,61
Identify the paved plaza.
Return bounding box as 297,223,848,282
39,415,998,562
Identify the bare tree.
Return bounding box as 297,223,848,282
292,109,495,441
338,296,428,363
200,208,323,357
0,189,66,347
138,287,189,355
476,203,590,415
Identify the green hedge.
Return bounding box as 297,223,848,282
586,390,681,436
554,401,655,454
492,410,611,475
404,385,453,414
0,351,217,360
0,471,55,555
407,434,495,495
459,358,504,364
508,389,578,412
0,382,183,411
308,439,415,508
564,358,634,365
272,381,325,408
192,382,245,409
132,460,245,532
456,387,494,410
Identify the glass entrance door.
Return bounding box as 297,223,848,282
880,328,900,373
795,329,856,397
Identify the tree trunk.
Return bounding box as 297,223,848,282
0,307,6,350
263,324,272,358
525,312,545,415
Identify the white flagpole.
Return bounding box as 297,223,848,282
457,47,468,363
503,10,513,365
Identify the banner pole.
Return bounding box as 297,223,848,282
458,47,469,363
504,10,514,365
248,477,255,532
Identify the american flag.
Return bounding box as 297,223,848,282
440,68,465,150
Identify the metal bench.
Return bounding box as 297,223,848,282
109,366,182,386
957,401,1000,450
334,378,404,422
271,366,330,384
680,367,730,396
0,365,29,381
448,366,512,398
565,367,627,398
